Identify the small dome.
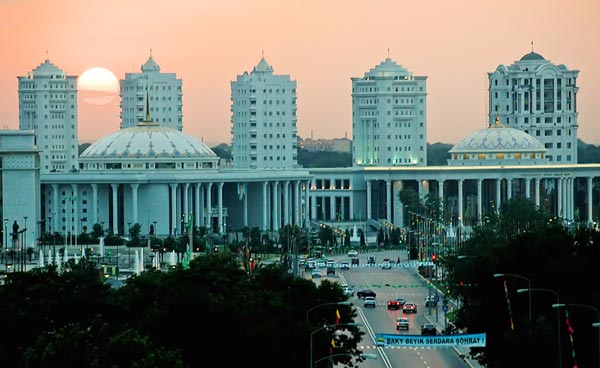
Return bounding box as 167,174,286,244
520,51,545,61
81,123,217,159
365,58,411,78
141,56,161,72
450,118,545,154
29,59,66,78
253,57,273,73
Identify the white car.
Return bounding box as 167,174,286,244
342,285,355,297
348,250,358,257
311,269,321,279
364,296,376,308
396,317,410,330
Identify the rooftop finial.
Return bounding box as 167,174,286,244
262,49,264,59
387,48,390,57
150,48,152,58
45,50,49,62
531,41,534,52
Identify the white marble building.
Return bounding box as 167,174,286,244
120,53,183,131
488,50,579,164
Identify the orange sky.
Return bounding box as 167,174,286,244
0,0,598,146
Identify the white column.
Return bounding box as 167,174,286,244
170,183,178,235
198,183,204,227
91,184,98,225
477,179,483,224
588,177,593,225
72,184,79,236
507,178,513,200
525,178,531,199
535,178,541,207
52,184,59,231
195,183,201,227
304,180,310,226
111,183,119,235
183,183,190,225
458,179,464,225
272,181,279,231
330,194,336,221
349,194,354,221
294,181,300,225
496,179,502,212
131,183,139,225
557,178,563,218
438,180,444,202
206,182,213,229
386,180,392,222
243,183,248,227
283,180,290,226
218,182,224,234
417,180,424,199
366,180,372,220
262,182,268,231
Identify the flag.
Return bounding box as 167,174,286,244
182,245,192,270
503,280,515,332
565,309,578,367
335,309,340,325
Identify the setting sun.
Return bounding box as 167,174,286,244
78,67,119,105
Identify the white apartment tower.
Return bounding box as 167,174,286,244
120,53,183,130
18,58,78,173
230,57,298,169
351,58,427,166
488,50,579,164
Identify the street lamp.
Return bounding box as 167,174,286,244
310,323,362,368
518,288,561,368
494,273,532,327
306,301,352,323
314,352,377,367
553,303,600,368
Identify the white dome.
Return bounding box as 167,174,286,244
81,122,217,159
450,122,545,154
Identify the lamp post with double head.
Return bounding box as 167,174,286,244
553,303,600,368
518,288,561,368
494,273,532,327
310,323,361,368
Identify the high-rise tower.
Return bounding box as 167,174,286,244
120,53,183,130
18,58,78,173
488,50,579,164
230,57,298,169
351,58,427,166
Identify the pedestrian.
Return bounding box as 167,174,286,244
397,256,400,264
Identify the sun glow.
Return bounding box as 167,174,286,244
78,67,119,105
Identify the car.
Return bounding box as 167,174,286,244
381,259,392,269
387,298,406,310
326,266,335,276
311,270,321,279
348,250,358,257
326,259,335,267
421,323,437,335
357,289,376,299
351,258,359,266
425,295,438,307
363,296,376,308
340,261,350,270
367,256,376,266
403,302,417,313
316,259,326,268
342,285,355,297
396,317,410,330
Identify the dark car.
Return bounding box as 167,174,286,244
351,258,359,266
421,323,437,335
367,256,376,266
326,266,335,275
387,298,406,310
357,289,377,299
403,302,417,313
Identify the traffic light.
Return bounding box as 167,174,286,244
431,254,437,262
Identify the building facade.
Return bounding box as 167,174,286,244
488,50,579,164
120,54,183,130
18,58,78,173
230,57,298,169
351,58,427,167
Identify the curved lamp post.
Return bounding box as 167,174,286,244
314,352,377,367
494,273,532,326
518,288,561,368
553,303,600,368
310,322,361,368
306,301,352,324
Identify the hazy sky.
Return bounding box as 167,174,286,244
1,0,598,146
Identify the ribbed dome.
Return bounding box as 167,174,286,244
520,51,545,61
450,120,545,154
81,122,216,159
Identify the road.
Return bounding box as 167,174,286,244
308,250,476,368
